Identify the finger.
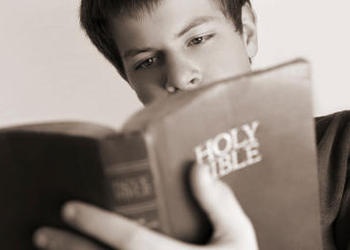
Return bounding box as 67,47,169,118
61,201,195,250
33,227,104,250
190,164,255,241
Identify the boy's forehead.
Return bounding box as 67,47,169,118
109,0,228,44
110,0,223,24
110,1,232,64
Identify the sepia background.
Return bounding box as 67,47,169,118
0,0,349,129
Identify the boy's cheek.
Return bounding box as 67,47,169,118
128,71,168,105
135,85,168,105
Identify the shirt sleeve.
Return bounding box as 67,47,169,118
316,111,350,250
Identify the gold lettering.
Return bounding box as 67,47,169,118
113,175,153,202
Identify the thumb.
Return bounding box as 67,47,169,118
190,164,256,244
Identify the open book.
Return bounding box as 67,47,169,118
0,59,322,249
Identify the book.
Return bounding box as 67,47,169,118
0,59,322,249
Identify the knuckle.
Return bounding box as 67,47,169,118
117,225,146,250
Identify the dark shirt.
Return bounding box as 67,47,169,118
316,111,350,250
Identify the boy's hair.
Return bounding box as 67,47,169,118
80,0,251,79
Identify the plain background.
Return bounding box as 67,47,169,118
0,0,349,129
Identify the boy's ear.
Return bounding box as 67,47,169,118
241,3,258,60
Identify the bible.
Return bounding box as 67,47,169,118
0,59,322,249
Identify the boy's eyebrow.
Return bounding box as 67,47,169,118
175,16,216,38
122,16,216,60
122,48,154,60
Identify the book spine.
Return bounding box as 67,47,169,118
99,132,161,230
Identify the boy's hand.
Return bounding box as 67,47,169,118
33,164,258,250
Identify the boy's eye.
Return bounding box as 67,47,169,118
135,57,158,70
188,34,214,47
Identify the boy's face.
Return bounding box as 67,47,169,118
110,0,257,104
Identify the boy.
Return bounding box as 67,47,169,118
33,0,350,249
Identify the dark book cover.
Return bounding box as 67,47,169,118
0,59,322,249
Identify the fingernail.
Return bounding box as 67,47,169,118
62,202,77,221
33,230,48,248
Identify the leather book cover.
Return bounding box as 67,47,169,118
0,59,322,249
123,58,322,249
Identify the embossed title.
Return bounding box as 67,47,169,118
195,121,262,178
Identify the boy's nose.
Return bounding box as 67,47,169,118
164,54,202,92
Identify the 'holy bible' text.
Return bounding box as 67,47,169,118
195,121,262,178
